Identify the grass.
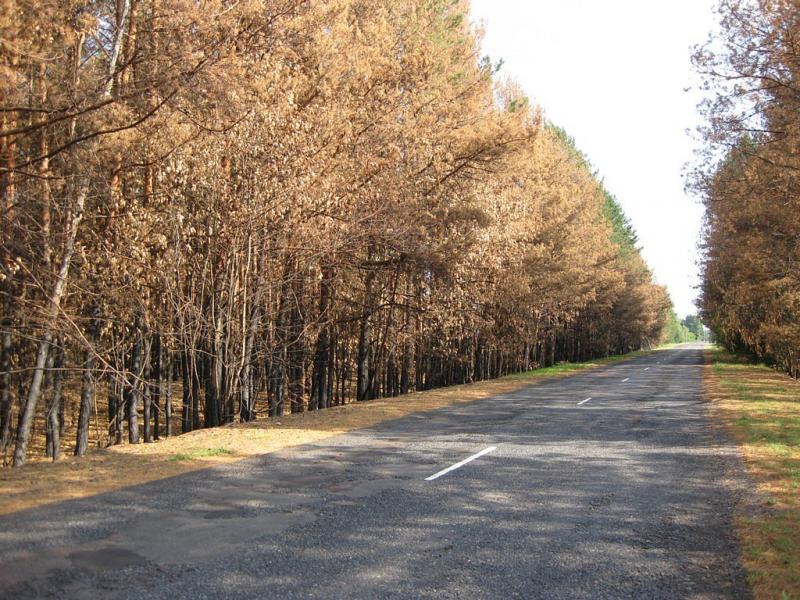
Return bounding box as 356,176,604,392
705,347,800,600
169,447,235,462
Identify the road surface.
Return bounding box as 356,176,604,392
0,343,751,599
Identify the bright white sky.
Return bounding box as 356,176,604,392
470,0,718,318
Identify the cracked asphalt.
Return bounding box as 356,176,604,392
0,343,751,599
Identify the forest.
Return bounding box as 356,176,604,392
664,312,704,345
0,0,671,467
694,0,800,380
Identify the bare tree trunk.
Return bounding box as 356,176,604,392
356,318,371,401
74,317,98,456
42,344,56,455
269,282,289,418
152,333,161,440
104,0,131,97
400,293,411,395
142,333,152,443
311,267,332,411
327,325,336,406
45,344,65,460
128,317,144,445
0,310,13,453
13,186,85,467
239,305,258,422
191,349,201,430
181,349,192,433
108,375,118,446
75,350,95,456
288,271,306,414
165,349,172,437
357,270,375,402
206,312,223,427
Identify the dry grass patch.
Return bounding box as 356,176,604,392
705,347,800,600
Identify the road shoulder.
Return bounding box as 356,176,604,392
704,347,800,599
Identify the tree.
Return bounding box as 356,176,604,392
0,0,674,467
682,315,704,341
692,0,800,378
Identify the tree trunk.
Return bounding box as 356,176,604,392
108,373,121,446
311,268,332,411
400,298,411,395
239,307,258,422
0,312,13,453
191,349,201,430
152,334,161,440
288,274,306,415
181,349,192,433
357,317,371,401
13,186,86,467
327,326,336,406
128,320,144,445
142,334,153,443
356,269,376,402
45,344,64,460
74,329,97,455
165,349,173,437
269,281,289,418
206,311,223,428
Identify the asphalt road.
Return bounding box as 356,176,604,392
0,343,751,599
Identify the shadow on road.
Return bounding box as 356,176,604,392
0,346,751,599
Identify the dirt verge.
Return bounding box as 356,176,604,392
704,347,800,600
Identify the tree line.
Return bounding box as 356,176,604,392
664,312,704,345
0,0,670,467
693,0,800,379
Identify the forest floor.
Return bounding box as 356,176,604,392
0,350,652,516
705,347,800,600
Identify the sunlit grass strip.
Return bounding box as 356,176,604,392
706,347,800,600
169,447,235,462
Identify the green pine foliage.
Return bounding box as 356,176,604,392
665,309,697,344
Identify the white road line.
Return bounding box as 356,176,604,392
424,446,497,481
622,378,630,382
577,397,592,406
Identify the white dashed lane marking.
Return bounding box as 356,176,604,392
425,446,498,481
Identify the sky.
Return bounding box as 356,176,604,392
469,0,719,318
